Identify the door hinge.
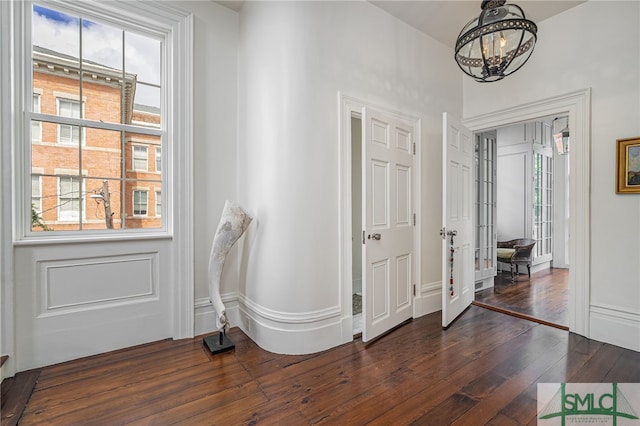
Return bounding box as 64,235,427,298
413,142,416,155
413,213,416,226
413,284,416,297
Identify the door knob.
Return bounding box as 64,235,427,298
371,233,381,240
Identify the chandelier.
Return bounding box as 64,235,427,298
455,0,537,83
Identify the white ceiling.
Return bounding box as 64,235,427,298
370,1,585,48
215,1,585,49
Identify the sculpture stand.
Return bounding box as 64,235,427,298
201,200,252,355
203,330,235,354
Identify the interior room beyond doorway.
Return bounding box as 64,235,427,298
475,268,569,329
473,117,570,329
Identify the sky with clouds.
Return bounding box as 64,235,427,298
32,5,161,107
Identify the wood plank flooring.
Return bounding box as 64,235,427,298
1,370,39,426
5,305,640,425
475,268,569,327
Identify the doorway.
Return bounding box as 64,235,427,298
340,94,421,342
473,117,570,328
463,89,591,336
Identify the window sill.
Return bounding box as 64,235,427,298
14,230,172,247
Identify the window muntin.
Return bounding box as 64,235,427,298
28,3,165,234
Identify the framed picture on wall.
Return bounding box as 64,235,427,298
616,137,640,193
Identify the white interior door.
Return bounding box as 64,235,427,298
362,106,414,342
442,112,474,328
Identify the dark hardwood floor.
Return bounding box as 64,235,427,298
475,268,569,328
4,305,639,425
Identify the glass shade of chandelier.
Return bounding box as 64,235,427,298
455,0,537,83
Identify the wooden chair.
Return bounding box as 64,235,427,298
496,238,536,282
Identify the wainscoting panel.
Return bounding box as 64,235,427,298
38,254,157,316
15,241,172,370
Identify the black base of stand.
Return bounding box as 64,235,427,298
203,331,235,354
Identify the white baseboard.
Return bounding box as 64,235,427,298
196,294,351,353
531,262,550,274
589,304,640,352
236,295,344,354
414,281,441,317
194,294,239,337
474,277,494,292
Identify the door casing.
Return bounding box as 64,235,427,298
463,89,591,336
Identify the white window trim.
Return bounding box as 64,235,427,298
155,190,161,217
19,0,187,242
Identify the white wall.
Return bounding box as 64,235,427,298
170,2,240,334
496,124,530,241
237,1,461,353
464,1,640,351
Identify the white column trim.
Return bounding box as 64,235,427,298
169,9,194,339
0,0,17,378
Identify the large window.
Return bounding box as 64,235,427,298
474,131,497,287
27,2,165,233
533,148,553,262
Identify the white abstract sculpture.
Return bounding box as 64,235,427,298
208,200,253,332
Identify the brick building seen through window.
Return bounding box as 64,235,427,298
31,43,162,231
